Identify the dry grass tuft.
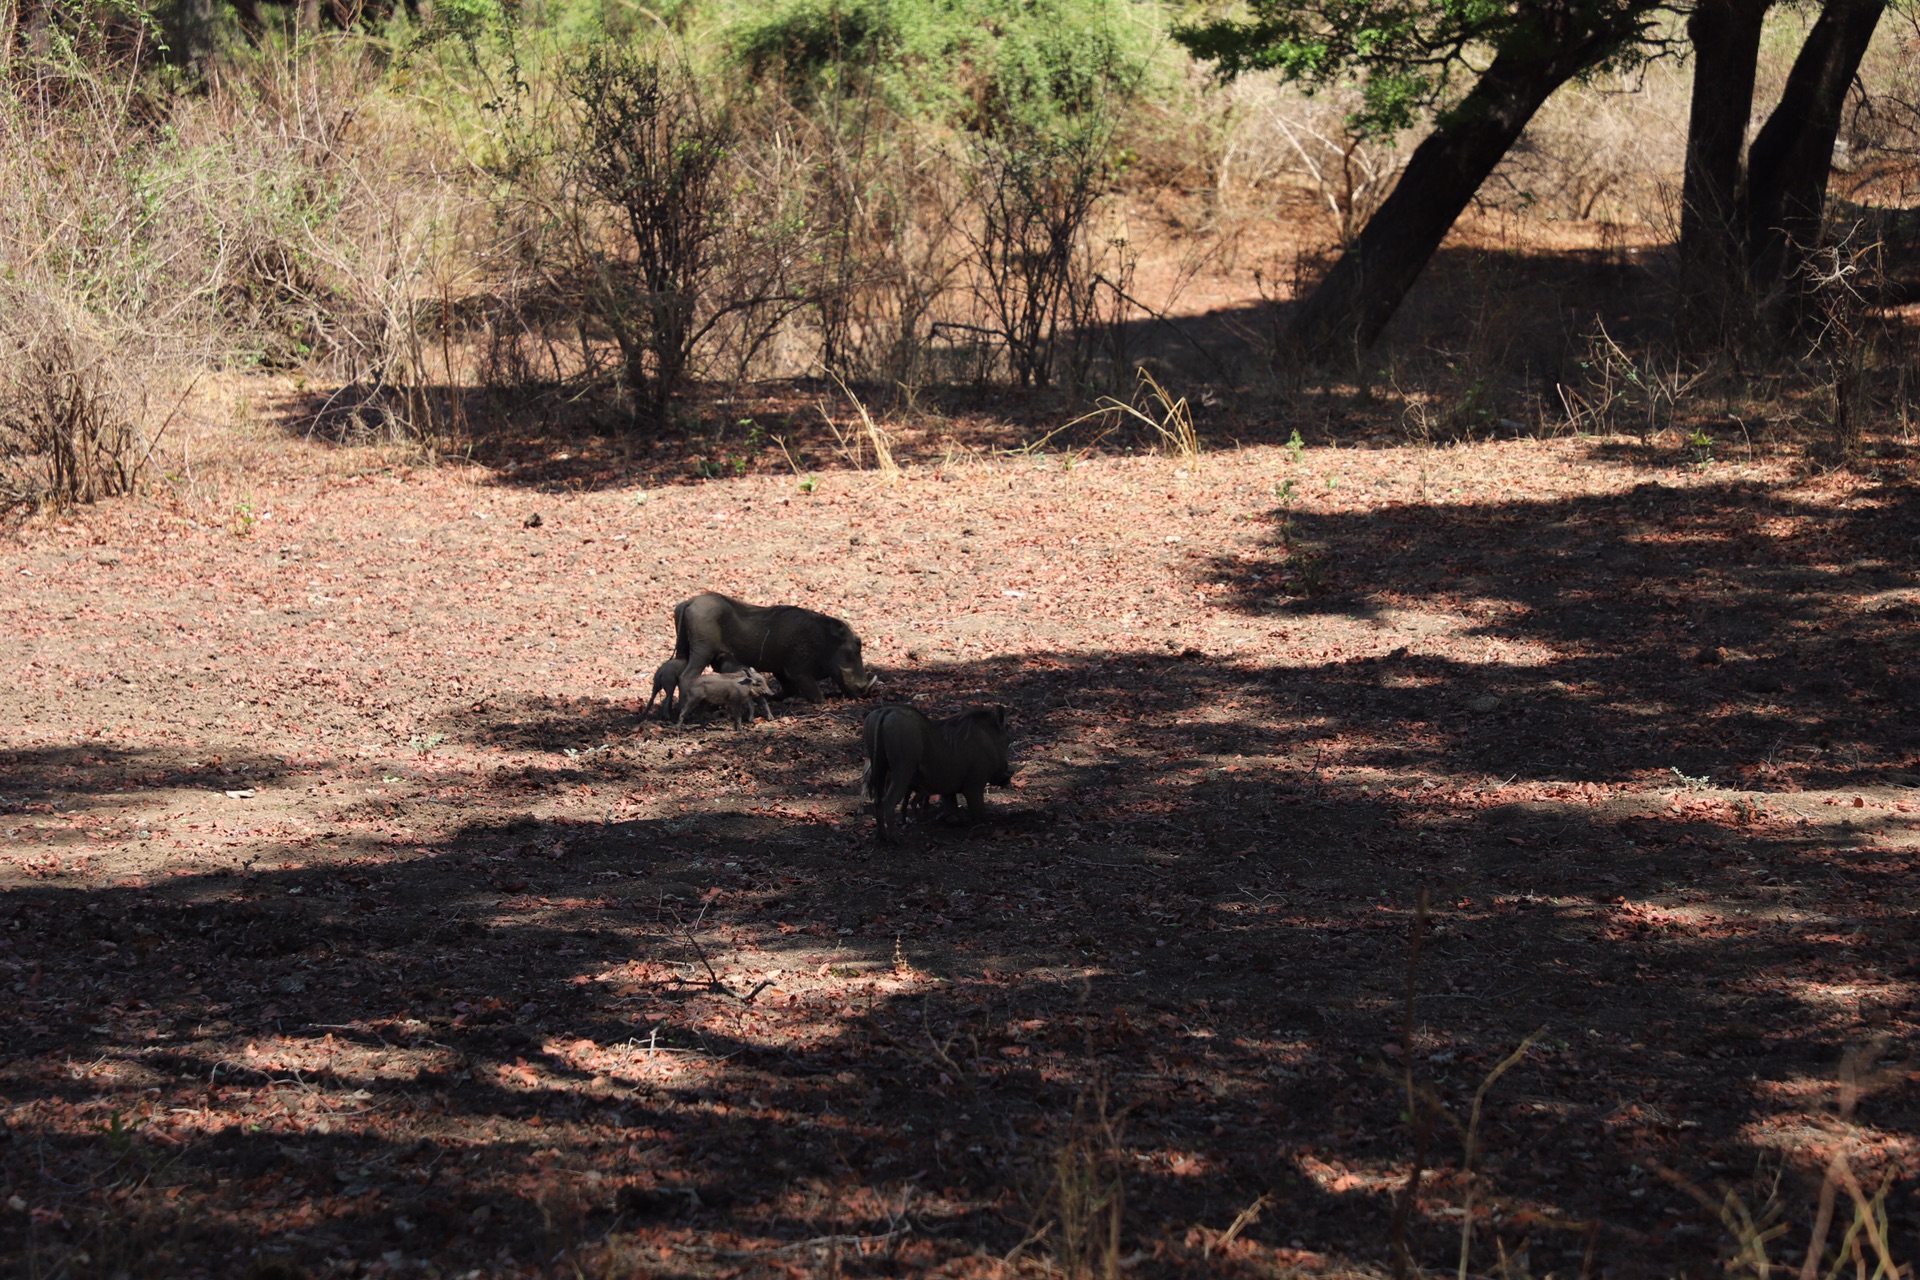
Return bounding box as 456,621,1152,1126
1010,1078,1128,1280
1073,368,1202,466
821,374,900,479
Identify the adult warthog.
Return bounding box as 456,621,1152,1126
862,705,1013,844
672,593,877,705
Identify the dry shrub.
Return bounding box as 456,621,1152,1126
962,107,1124,389
0,25,485,498
1800,224,1889,460
1484,62,1690,225
1010,1080,1127,1280
1213,79,1411,246
0,313,146,511
476,45,818,423
0,33,196,510
1840,8,1920,206
565,46,735,417
1556,320,1706,438
788,89,970,391
172,42,483,449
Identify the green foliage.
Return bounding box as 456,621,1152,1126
726,0,1158,132
411,0,513,50
1684,427,1715,467
1175,0,1663,136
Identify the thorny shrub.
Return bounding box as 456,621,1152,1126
963,112,1118,389
482,43,815,423
0,316,144,511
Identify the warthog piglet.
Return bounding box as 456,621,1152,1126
679,668,776,729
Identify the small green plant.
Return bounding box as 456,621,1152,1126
1272,478,1299,549
1670,765,1711,791
101,1109,145,1161
231,499,257,537
743,419,766,448
409,732,447,756
798,475,818,493
696,454,750,479
1444,377,1494,436
99,1108,182,1186
1263,474,1328,593
1684,427,1715,467
1282,548,1329,596
564,744,612,761
1285,428,1306,462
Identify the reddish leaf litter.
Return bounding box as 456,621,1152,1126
3,430,1918,1278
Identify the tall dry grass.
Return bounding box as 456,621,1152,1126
0,37,209,509
0,29,487,511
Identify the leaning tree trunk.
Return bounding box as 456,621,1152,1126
1677,0,1769,346
1287,45,1597,361
1743,0,1886,306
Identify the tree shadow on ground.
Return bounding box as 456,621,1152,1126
1198,471,1920,796
5,582,1919,1276
1100,241,1670,392
0,744,298,816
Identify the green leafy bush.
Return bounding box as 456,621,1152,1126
727,0,1158,133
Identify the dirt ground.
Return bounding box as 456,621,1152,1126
3,402,1920,1278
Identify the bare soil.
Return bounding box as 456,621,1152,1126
3,410,1919,1277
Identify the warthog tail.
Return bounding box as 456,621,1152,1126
670,600,692,662
862,708,895,804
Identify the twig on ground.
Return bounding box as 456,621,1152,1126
1205,1192,1274,1258
1456,1029,1543,1278
666,906,774,1004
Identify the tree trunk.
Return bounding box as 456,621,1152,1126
1286,46,1591,360
1676,0,1768,344
180,0,218,79
1744,0,1886,297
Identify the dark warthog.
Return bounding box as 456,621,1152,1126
862,705,1013,843
646,658,686,721
673,593,876,705
679,669,776,729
